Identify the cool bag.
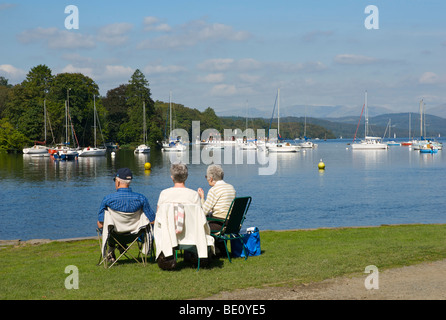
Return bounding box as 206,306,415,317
231,227,261,258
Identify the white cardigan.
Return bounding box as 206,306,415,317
154,202,214,259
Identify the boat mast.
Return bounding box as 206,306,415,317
419,98,423,139
364,90,368,138
93,95,97,148
44,99,47,143
169,91,172,140
143,101,146,144
277,88,280,138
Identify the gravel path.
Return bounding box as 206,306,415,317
205,259,446,300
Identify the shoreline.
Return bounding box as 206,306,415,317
1,222,444,247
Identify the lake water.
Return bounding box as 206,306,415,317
1,139,445,241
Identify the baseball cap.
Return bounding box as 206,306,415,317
114,167,133,181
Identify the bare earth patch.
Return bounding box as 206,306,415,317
204,259,446,300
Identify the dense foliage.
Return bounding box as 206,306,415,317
0,65,335,152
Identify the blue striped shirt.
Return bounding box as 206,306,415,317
97,188,155,222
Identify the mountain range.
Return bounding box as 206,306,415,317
218,103,446,120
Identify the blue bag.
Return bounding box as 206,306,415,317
231,227,261,258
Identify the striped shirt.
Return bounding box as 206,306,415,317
97,187,155,222
201,180,236,220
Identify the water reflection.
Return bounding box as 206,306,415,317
1,140,446,240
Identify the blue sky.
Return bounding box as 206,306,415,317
1,1,445,117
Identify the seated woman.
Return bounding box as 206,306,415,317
198,164,236,231
156,163,209,269
198,164,236,255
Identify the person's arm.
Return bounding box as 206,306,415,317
201,187,218,215
143,197,156,223
97,197,107,229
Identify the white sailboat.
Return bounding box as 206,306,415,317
266,89,300,153
299,110,318,149
162,92,187,152
351,91,388,150
23,99,49,155
49,98,79,160
78,96,106,157
134,101,151,153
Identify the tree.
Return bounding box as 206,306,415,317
4,65,53,142
0,118,29,152
102,84,129,143
123,69,155,144
47,72,104,147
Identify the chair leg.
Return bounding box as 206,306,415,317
223,240,232,263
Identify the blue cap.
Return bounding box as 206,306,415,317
115,167,133,180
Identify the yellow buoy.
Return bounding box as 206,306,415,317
318,159,325,170
144,162,151,170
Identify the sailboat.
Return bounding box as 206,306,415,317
351,91,388,150
401,113,413,146
78,96,106,157
299,110,318,148
23,99,49,155
266,89,300,153
162,92,186,152
49,99,79,160
134,101,151,153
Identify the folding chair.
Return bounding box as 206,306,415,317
98,208,153,268
154,202,214,271
208,196,252,263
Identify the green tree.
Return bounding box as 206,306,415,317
0,118,29,152
126,70,155,143
47,72,104,147
102,84,129,143
4,65,53,142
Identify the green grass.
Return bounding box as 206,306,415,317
1,224,445,300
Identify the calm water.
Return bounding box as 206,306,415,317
1,139,445,240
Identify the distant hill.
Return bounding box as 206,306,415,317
231,113,446,139
323,113,446,139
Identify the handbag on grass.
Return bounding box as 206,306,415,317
231,227,261,258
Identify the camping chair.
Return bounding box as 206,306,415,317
98,208,153,268
154,202,214,271
208,196,252,263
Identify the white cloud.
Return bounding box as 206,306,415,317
138,19,250,50
18,27,95,49
97,23,133,45
238,74,261,83
143,64,187,74
198,73,225,83
334,54,378,65
210,84,237,96
197,58,234,71
143,16,172,32
0,64,26,81
103,65,134,79
419,72,444,84
61,64,94,77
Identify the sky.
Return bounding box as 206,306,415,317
0,0,445,118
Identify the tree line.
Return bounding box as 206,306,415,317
0,65,334,152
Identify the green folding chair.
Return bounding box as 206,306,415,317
208,196,252,263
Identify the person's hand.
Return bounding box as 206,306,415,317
197,188,204,199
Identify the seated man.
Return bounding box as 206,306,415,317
155,163,212,269
198,165,236,254
97,167,155,262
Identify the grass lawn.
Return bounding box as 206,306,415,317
0,224,445,300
